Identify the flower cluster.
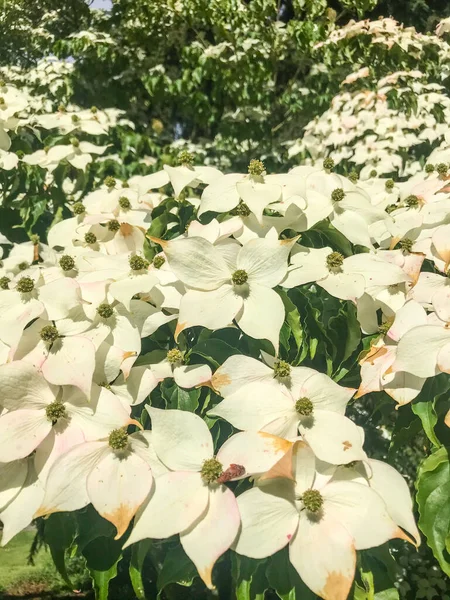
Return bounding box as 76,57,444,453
4,148,450,597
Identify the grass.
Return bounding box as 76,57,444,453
0,530,90,599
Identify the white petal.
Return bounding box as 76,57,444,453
125,471,208,543
237,237,296,287
147,407,213,471
393,325,450,377
236,284,284,352
174,364,212,389
87,450,153,539
0,460,28,510
0,410,51,461
234,482,298,559
211,354,272,396
181,485,240,589
0,361,55,410
110,367,158,406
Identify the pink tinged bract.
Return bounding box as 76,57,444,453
180,484,240,590
0,409,51,462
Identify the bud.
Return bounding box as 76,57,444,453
72,202,85,215
104,176,116,189
71,114,80,123
90,106,98,114
399,238,413,253
301,489,324,514
436,163,448,178
108,428,129,450
84,232,97,244
331,188,345,202
18,261,29,271
16,276,34,293
405,195,419,208
107,219,120,232
119,196,131,210
0,276,10,290
59,255,75,271
200,458,223,484
177,150,194,166
45,401,67,424
322,157,334,172
97,303,114,319
425,164,434,174
129,255,149,271
385,179,394,191
370,169,377,177
16,150,25,159
248,159,265,177
326,251,344,270
295,397,314,416
153,255,165,269
40,325,59,343
273,359,291,379
70,137,80,148
232,269,248,285
166,348,183,364
348,170,358,184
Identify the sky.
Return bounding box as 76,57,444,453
90,0,112,9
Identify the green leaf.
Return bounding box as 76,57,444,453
231,554,268,600
191,338,241,368
278,289,304,361
129,540,152,600
89,562,120,600
157,543,197,594
161,380,200,411
266,548,316,599
412,375,450,447
416,446,450,576
83,536,122,600
43,513,77,587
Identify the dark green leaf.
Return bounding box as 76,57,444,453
266,548,316,599
43,513,77,587
157,543,197,593
129,540,152,600
191,338,241,368
161,380,200,411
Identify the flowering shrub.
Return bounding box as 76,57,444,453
0,142,449,600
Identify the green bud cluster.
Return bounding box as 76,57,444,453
72,202,85,215
425,164,434,173
370,169,378,177
16,150,25,159
40,325,59,343
104,176,116,189
326,251,344,270
295,397,314,416
107,219,121,232
109,428,129,450
30,234,40,245
248,159,265,177
122,181,130,188
167,348,183,364
97,303,114,319
70,137,80,147
235,200,251,217
18,261,29,271
232,269,248,285
322,157,335,172
0,276,10,290
437,163,448,178
16,277,34,293
178,150,194,166
385,179,394,191
45,401,67,423
273,359,291,379
331,188,345,202
301,489,324,513
385,203,398,214
348,170,358,184
119,196,131,210
90,106,98,114
71,114,80,123
153,255,165,269
405,195,419,208
129,255,149,271
0,97,5,105
399,238,413,253
84,232,97,244
378,321,392,335
200,458,223,484
59,255,75,271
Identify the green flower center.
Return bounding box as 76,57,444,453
235,200,251,217
166,348,183,364
301,489,323,513
91,106,98,114
436,163,448,178
178,150,194,166
97,303,114,319
348,170,358,184
122,181,130,188
331,188,345,202
72,202,85,215
59,255,75,271
425,164,434,174
385,179,394,191
399,238,413,253
104,176,116,189
153,255,165,269
18,261,29,271
248,159,265,177
323,157,334,173
16,150,25,159
0,97,5,105
405,195,419,208
84,232,97,244
201,458,223,484
109,428,129,450
273,359,291,379
107,219,120,232
45,401,67,424
119,196,131,210
16,276,34,293
71,114,80,123
129,255,149,271
378,321,392,335
70,137,80,148
295,397,314,416
370,169,377,177
40,325,59,343
0,276,10,290
385,203,397,214
232,269,248,285
326,251,344,271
